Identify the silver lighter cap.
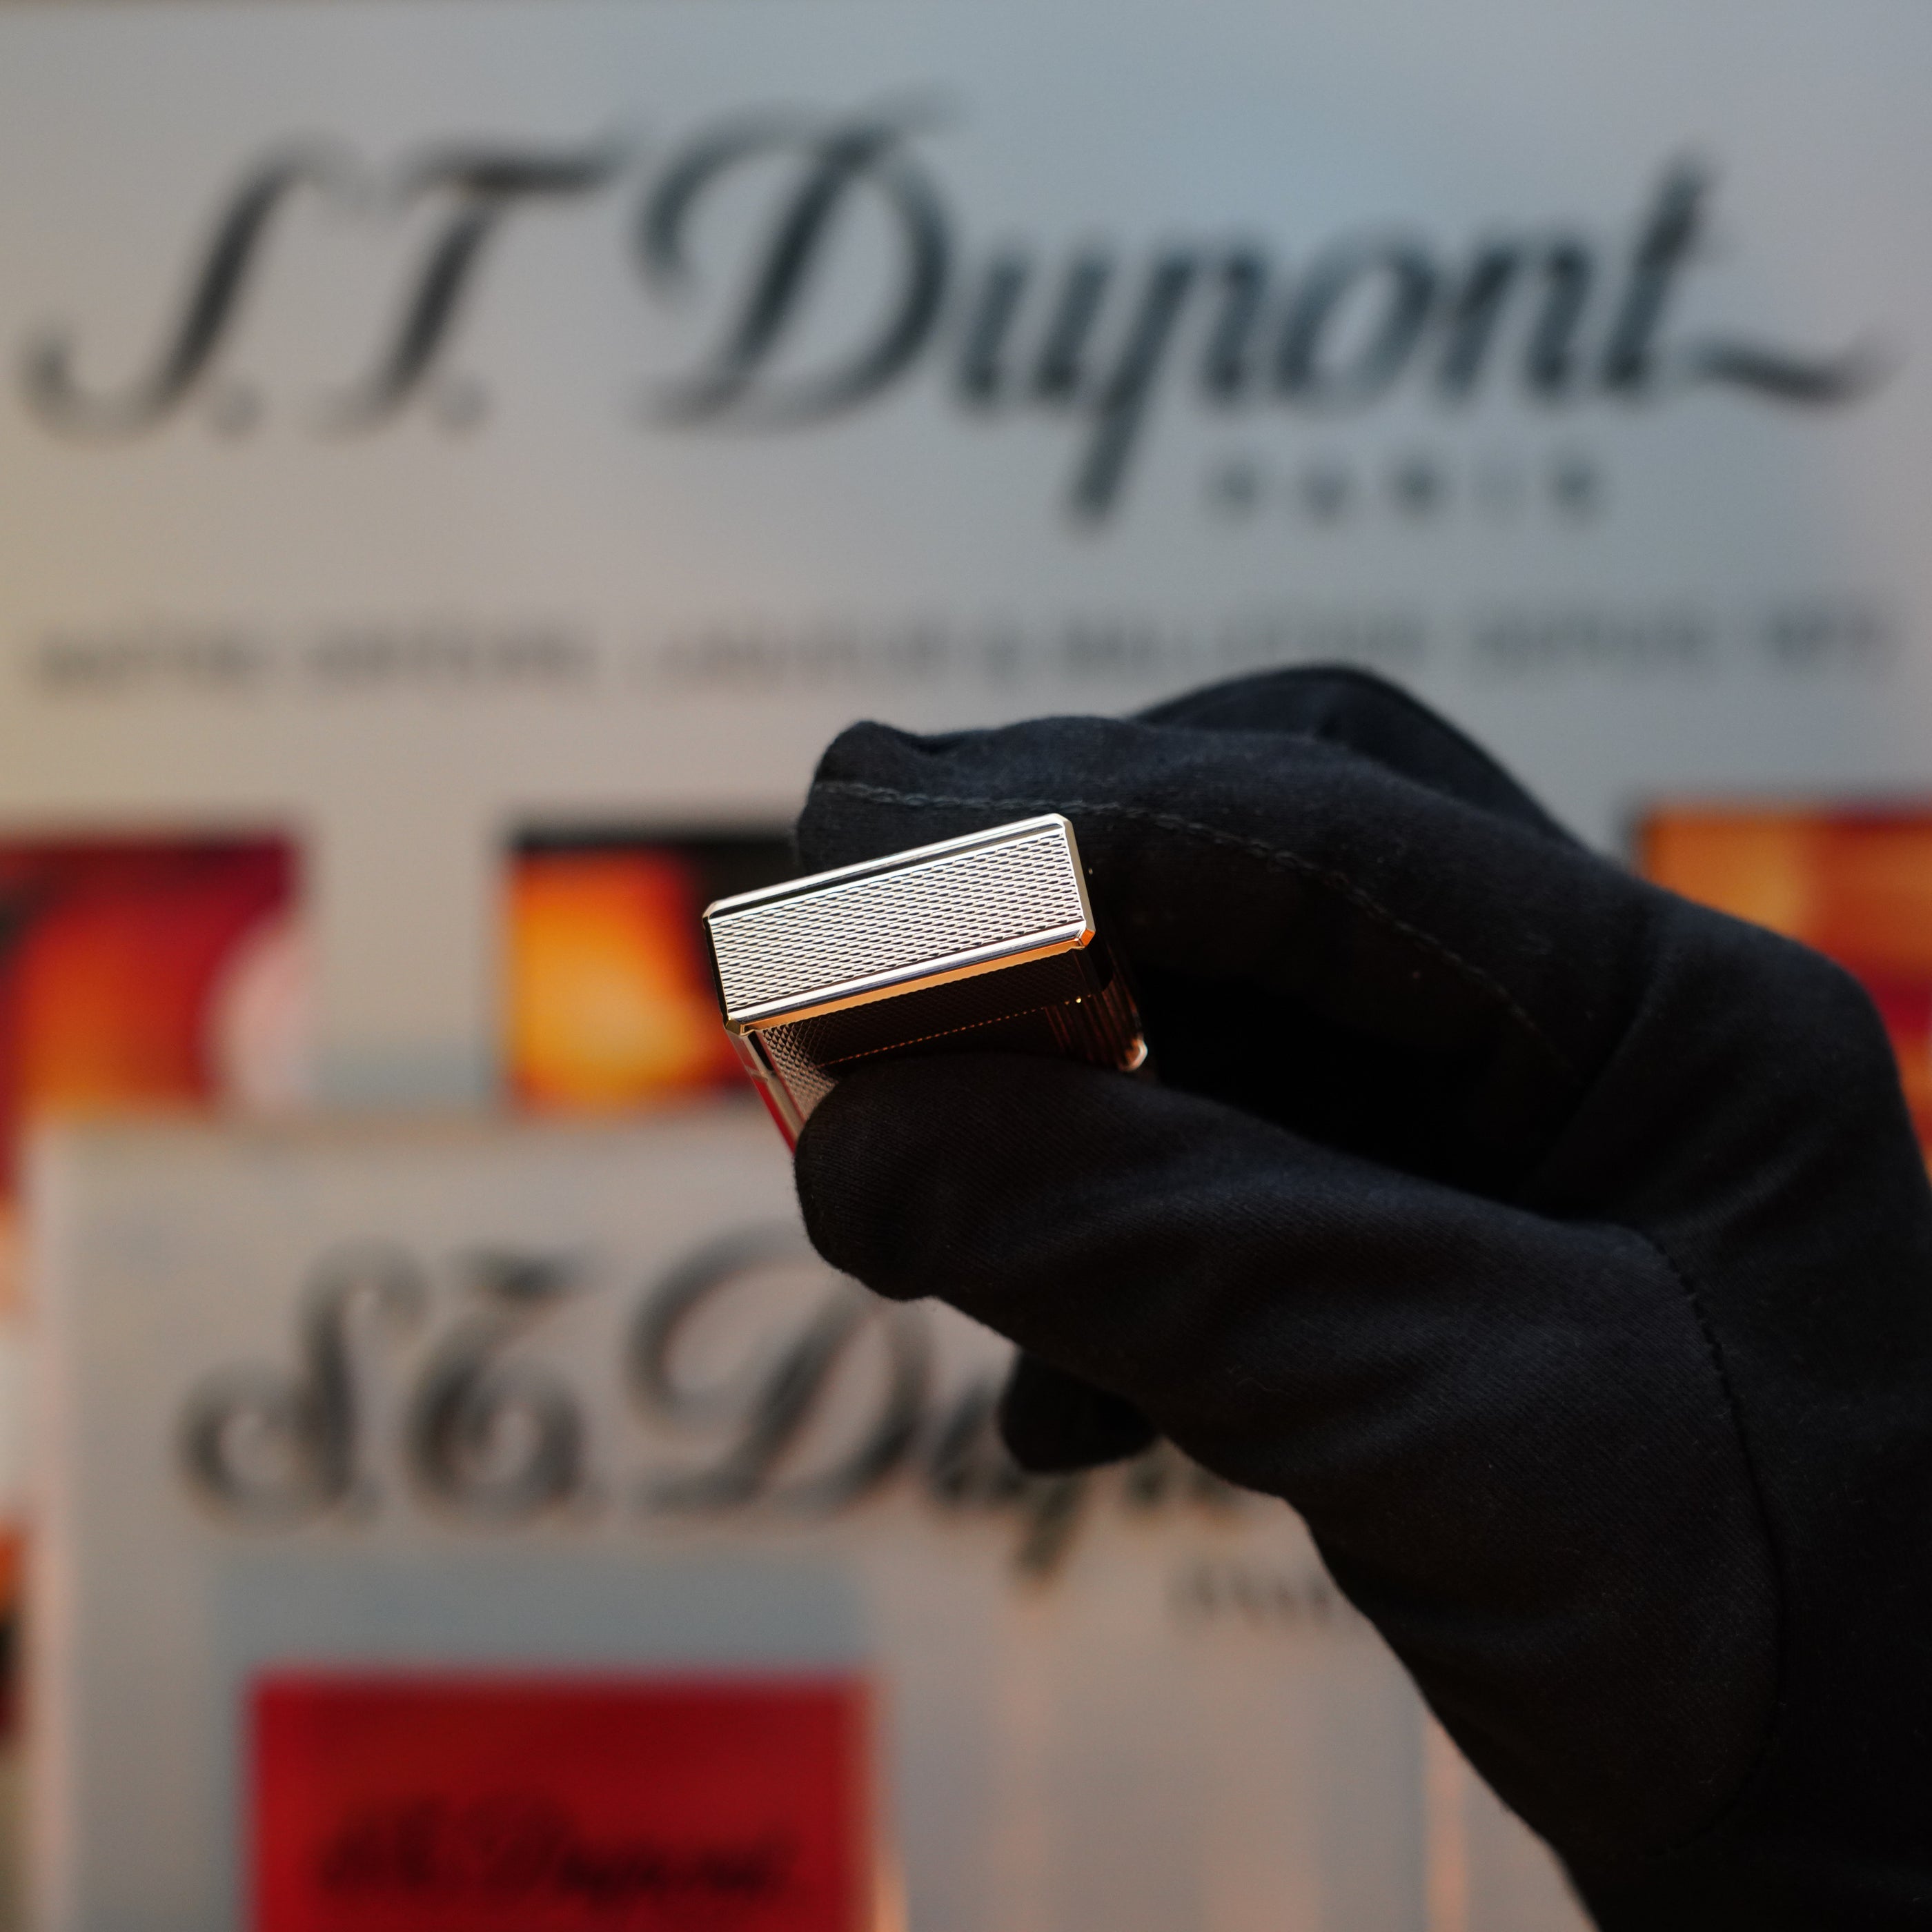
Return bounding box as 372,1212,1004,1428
704,814,1096,1032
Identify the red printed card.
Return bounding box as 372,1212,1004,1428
250,1674,873,1932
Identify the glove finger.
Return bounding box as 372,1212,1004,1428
820,664,1586,1461
796,1053,1728,1512
797,689,1657,1190
1137,664,1575,845
794,1050,1777,1866
996,1350,1157,1472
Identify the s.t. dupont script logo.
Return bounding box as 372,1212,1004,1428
21,102,1889,520
177,1225,1246,1579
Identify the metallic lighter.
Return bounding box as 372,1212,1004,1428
702,814,1148,1146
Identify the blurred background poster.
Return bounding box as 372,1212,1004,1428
38,1110,1465,1932
1644,809,1932,1151
3,0,1932,1926
0,840,299,1635
507,836,790,1112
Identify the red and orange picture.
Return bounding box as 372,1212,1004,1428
506,834,790,1112
0,840,299,1180
1642,807,1932,1149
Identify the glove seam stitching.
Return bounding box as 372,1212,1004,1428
1613,1223,1787,1873
812,780,1576,1080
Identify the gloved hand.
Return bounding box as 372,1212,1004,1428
789,667,1932,1928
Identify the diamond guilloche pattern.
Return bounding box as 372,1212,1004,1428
708,827,1086,1019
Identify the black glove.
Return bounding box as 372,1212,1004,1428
789,667,1932,1928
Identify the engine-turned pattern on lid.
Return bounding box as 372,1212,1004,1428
702,816,1148,1146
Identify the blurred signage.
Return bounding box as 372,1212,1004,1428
30,1108,1584,1932
251,1675,871,1932
169,1212,1234,1572
0,0,1929,1096
15,141,1882,524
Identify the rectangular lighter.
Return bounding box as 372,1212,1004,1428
702,814,1147,1146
